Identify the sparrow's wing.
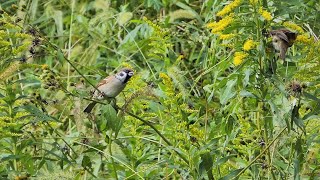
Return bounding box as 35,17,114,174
96,75,114,88
276,31,289,43
284,32,297,47
89,75,114,99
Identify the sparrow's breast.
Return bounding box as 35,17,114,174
95,79,125,99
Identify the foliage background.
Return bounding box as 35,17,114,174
0,0,319,179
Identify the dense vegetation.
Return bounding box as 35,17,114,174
0,0,319,179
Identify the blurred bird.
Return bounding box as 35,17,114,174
83,68,134,113
270,29,297,59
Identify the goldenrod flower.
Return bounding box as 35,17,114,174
207,13,234,33
249,0,259,5
219,33,236,40
0,40,11,46
121,62,134,69
296,34,312,44
243,39,255,51
283,21,304,34
233,52,248,66
41,64,49,70
221,43,235,49
190,124,204,140
159,72,174,96
259,8,272,21
217,0,242,17
0,62,21,80
177,54,184,61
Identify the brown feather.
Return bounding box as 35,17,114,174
270,28,297,60
279,41,288,60
96,76,114,88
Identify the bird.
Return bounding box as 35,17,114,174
83,68,134,113
270,29,297,60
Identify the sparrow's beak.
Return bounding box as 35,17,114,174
128,71,134,76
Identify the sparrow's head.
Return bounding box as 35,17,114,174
271,35,282,51
115,68,134,84
270,29,297,48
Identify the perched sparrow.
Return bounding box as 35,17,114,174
83,68,134,113
270,29,297,60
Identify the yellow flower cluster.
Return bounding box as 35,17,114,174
296,34,313,44
159,72,175,96
41,64,49,70
179,103,199,113
15,33,32,39
207,13,234,34
243,39,256,51
259,8,272,21
221,43,235,48
12,41,32,55
219,33,236,40
233,52,248,66
283,21,304,34
249,0,258,5
143,17,172,60
0,62,21,81
189,124,204,140
217,0,242,17
0,40,11,46
0,30,6,36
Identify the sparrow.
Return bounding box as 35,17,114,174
83,68,134,113
270,29,297,60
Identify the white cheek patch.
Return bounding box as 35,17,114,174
116,74,127,82
272,42,280,51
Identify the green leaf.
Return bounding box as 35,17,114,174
145,0,163,11
82,155,92,168
101,104,124,136
220,79,237,105
22,105,59,122
199,152,214,179
117,12,133,26
291,105,305,132
219,168,244,180
175,2,203,24
213,155,237,166
294,138,303,180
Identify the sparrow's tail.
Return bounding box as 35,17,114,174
84,102,97,113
